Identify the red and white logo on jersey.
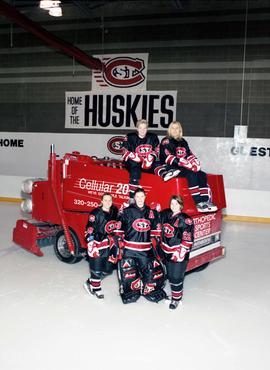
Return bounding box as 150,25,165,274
105,220,117,234
107,136,125,155
176,147,187,158
136,144,152,156
132,219,151,232
94,57,145,88
163,223,174,238
162,138,169,145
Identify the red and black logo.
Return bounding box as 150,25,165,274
105,220,117,234
136,144,152,156
163,223,174,238
94,57,145,88
132,219,151,232
176,147,187,158
107,136,125,155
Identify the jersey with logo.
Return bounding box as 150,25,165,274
160,209,194,257
85,206,119,245
159,137,192,166
122,132,159,159
116,204,161,252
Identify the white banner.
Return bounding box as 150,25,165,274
0,133,269,192
92,53,148,92
65,91,177,130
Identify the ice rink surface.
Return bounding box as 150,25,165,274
0,202,269,370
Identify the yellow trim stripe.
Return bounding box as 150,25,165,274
223,215,270,224
0,197,22,203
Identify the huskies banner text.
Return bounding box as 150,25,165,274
65,91,177,130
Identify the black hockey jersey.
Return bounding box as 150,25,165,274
122,132,159,160
159,137,193,166
115,204,161,252
85,206,119,249
160,209,194,256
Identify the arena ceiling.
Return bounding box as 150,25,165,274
1,0,270,25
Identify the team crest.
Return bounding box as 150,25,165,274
132,219,151,232
163,223,174,238
107,136,125,155
136,144,152,156
176,147,187,158
105,220,117,233
94,57,145,88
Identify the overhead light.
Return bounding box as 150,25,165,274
39,1,61,10
39,1,62,17
49,6,63,17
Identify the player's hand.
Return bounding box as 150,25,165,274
129,152,142,163
187,155,201,172
171,247,189,262
178,157,193,170
87,241,100,258
142,154,154,169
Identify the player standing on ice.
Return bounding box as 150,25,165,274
160,195,194,309
83,193,119,299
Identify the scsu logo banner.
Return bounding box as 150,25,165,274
92,53,148,91
65,91,177,130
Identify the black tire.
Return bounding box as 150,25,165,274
54,229,83,264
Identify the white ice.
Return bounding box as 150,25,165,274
0,202,270,370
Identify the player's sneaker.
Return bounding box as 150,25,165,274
196,202,209,212
163,169,180,182
83,279,104,299
205,201,217,212
169,299,182,310
197,201,217,213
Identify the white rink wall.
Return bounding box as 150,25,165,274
0,132,270,218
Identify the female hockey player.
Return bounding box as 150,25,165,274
159,121,217,213
115,188,166,304
122,119,160,200
160,195,194,309
83,193,119,299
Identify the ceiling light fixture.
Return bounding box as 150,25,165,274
49,6,62,17
39,1,62,17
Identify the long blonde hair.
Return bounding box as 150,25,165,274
167,121,183,140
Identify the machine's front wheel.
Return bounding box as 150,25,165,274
54,229,83,264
